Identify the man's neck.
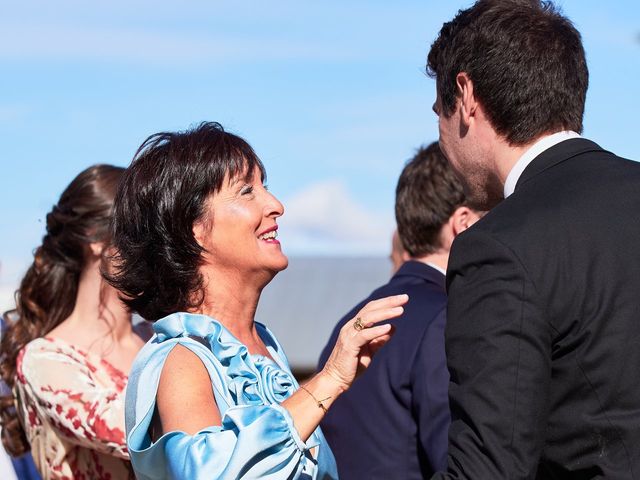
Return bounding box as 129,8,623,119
412,250,449,275
493,140,533,187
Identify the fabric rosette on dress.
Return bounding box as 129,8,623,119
255,358,295,404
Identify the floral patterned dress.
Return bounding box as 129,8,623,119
14,337,134,480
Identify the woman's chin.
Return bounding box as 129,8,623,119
252,253,289,279
271,254,289,273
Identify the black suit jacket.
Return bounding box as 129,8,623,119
434,139,640,479
318,261,450,479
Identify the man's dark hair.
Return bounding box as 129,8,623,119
427,0,588,145
106,121,266,321
395,142,466,257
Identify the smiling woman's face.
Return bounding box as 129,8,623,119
193,164,289,285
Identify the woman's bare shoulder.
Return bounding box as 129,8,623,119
155,343,222,435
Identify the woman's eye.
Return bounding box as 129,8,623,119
263,184,269,191
241,185,254,195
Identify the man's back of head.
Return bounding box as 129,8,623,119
396,141,477,264
427,0,588,146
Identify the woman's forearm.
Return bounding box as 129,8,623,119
281,371,345,442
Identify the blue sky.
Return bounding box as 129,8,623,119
1,0,639,309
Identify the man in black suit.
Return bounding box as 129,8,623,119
427,1,640,478
318,143,481,479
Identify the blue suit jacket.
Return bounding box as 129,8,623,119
317,261,450,479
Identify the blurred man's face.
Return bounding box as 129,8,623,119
389,230,407,275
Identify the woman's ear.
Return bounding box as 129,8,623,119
193,197,214,251
89,241,104,258
193,220,207,250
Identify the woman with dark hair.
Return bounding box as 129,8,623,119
0,165,146,479
111,122,407,479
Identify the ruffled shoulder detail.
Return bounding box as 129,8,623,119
152,313,296,406
154,312,246,366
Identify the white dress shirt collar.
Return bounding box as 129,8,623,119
425,262,447,277
503,130,581,198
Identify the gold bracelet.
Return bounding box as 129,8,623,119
299,384,331,414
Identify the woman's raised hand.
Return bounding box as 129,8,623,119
320,294,408,392
282,293,408,441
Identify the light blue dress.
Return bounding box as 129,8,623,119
125,312,339,479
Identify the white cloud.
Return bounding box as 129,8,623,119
279,179,394,255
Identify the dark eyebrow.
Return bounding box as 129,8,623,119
229,167,263,189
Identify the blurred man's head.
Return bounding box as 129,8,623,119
427,0,587,209
389,229,409,275
395,142,481,264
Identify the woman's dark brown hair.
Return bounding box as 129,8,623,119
106,121,265,322
0,164,124,456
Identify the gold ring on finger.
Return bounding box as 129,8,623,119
354,317,365,331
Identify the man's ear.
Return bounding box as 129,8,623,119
456,72,478,127
450,206,480,237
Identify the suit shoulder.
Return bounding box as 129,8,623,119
468,151,640,239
